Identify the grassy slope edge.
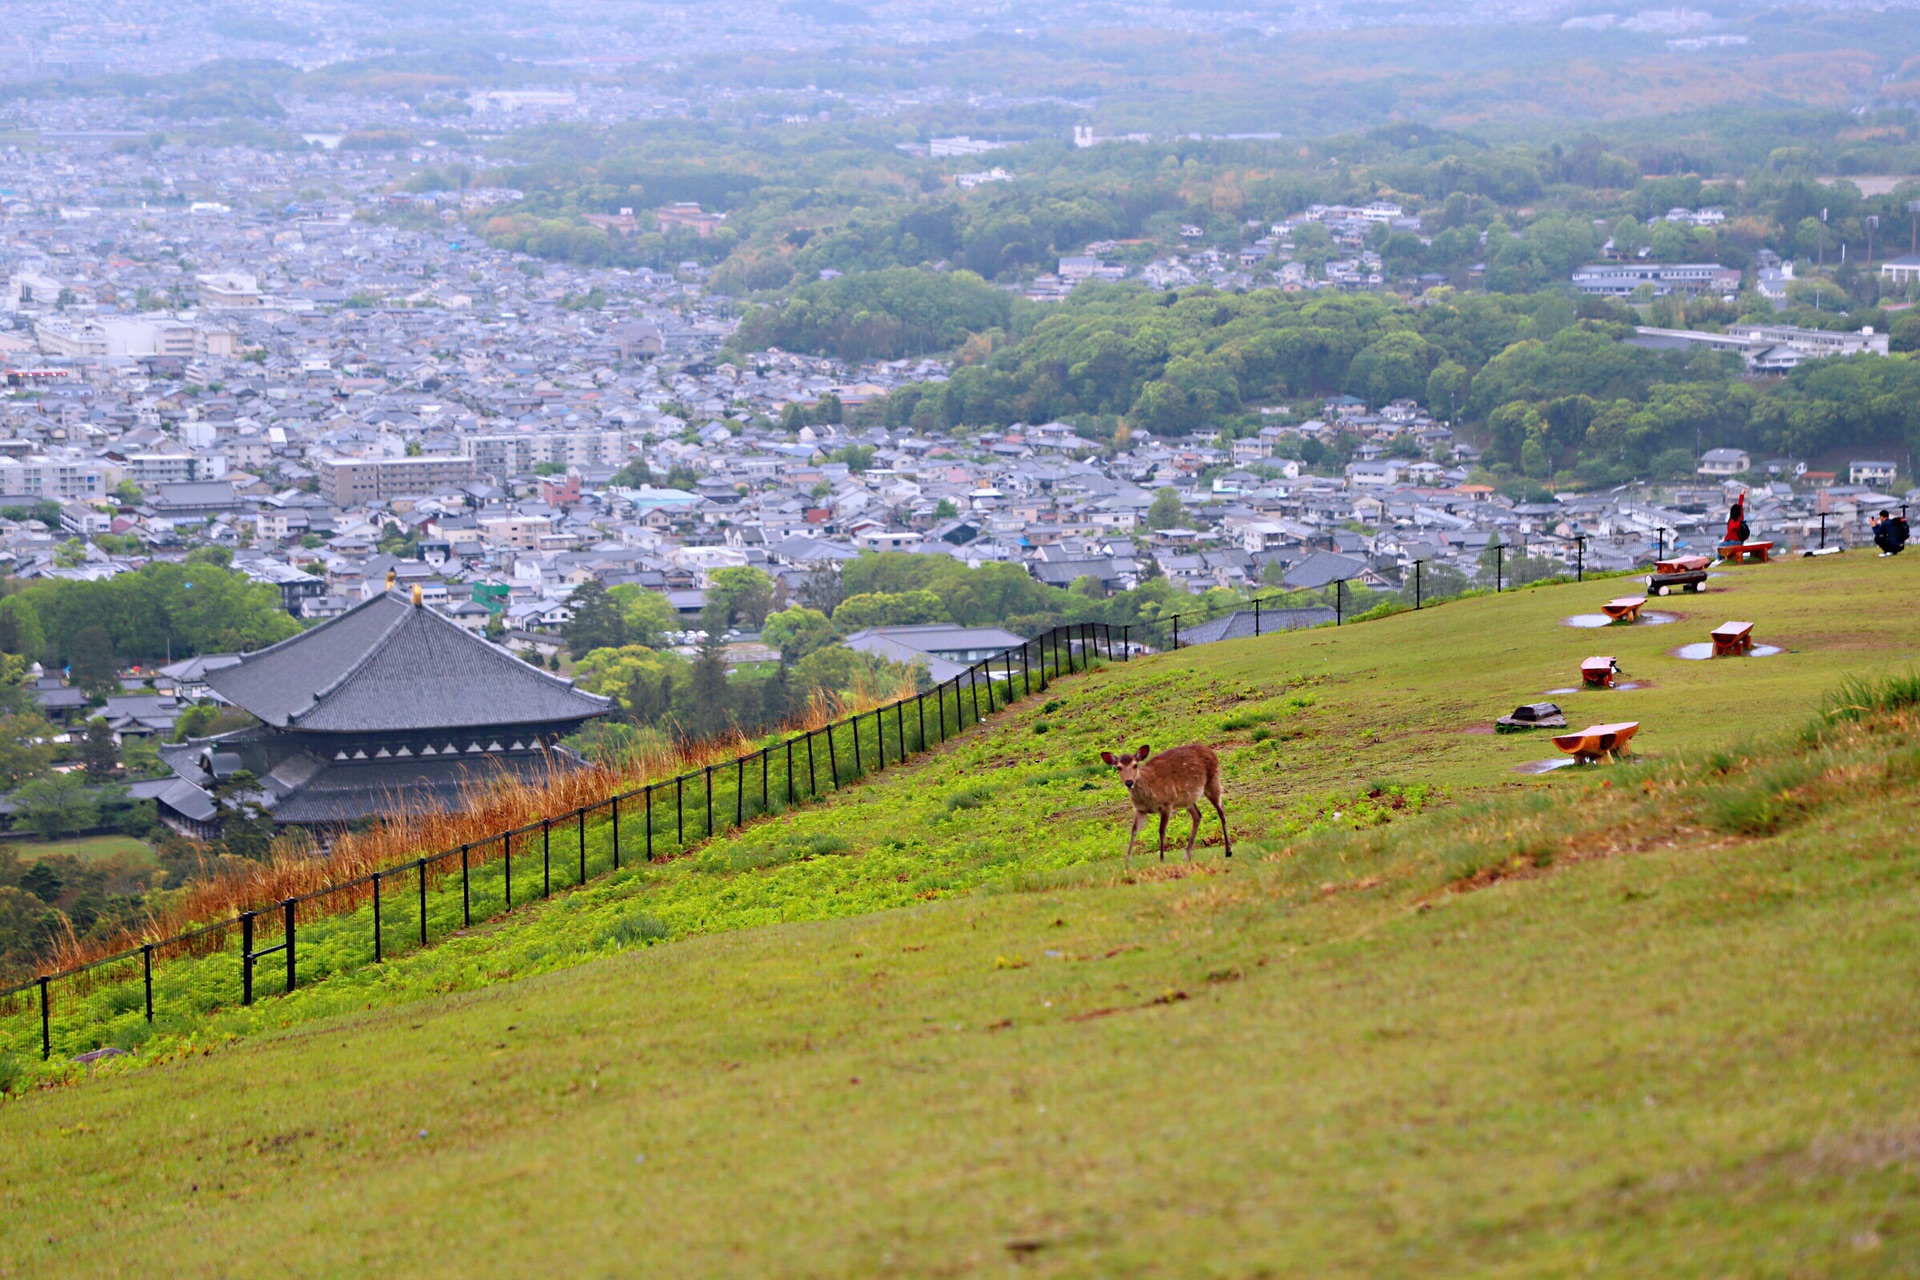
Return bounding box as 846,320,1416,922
0,556,1917,1275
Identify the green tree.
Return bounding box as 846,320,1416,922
792,644,917,700
212,771,276,861
79,717,119,782
13,773,99,840
760,607,839,661
68,625,120,698
685,630,734,740
1145,487,1186,530
831,590,950,629
607,584,679,649
0,597,45,659
564,580,627,657
707,566,779,629
0,712,57,787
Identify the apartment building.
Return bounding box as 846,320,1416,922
317,454,477,506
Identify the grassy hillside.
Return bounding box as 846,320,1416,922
2,553,1918,1274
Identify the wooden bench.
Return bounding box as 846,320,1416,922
1601,595,1647,623
1711,621,1755,657
1581,656,1620,688
1551,721,1640,764
1715,541,1775,565
1648,559,1709,595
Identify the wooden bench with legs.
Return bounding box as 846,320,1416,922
1551,721,1640,764
1710,621,1755,657
1601,595,1647,623
1648,555,1711,596
1581,655,1621,688
1715,541,1775,565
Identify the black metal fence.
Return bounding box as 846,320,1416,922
0,541,1713,1064
2,621,1133,1063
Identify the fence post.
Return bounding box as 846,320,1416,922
1336,580,1345,626
1415,560,1423,609
142,943,153,1023
736,755,746,826
970,664,982,722
460,845,471,927
851,714,862,775
1576,536,1585,582
675,775,684,846
917,691,927,751
1021,642,1031,697
806,731,818,794
1123,624,1130,659
284,897,297,994
938,682,949,739
242,910,255,1006
1254,598,1262,637
876,709,885,770
1819,512,1828,549
38,975,49,1061
542,819,552,899
578,808,587,883
1656,528,1667,560
611,796,620,870
1495,545,1504,593
417,859,428,946
1172,615,1179,651
762,747,770,813
895,703,907,762
704,766,713,837
645,785,655,861
372,873,383,962
827,722,839,786
504,832,512,910
787,739,795,804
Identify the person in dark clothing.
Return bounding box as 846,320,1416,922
1873,510,1910,557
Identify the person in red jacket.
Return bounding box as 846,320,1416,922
1722,491,1750,547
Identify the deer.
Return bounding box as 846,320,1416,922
1099,743,1232,869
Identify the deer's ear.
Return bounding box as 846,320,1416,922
1100,751,1117,765
1137,744,1151,759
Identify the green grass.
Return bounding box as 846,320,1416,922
8,834,154,866
2,554,1919,1274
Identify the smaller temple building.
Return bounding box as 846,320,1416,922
158,587,611,833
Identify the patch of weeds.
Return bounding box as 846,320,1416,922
1033,721,1051,735
604,908,671,947
1702,757,1823,835
945,786,993,813
1250,727,1273,743
1041,699,1065,714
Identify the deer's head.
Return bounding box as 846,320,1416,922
1100,744,1152,790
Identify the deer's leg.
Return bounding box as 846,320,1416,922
1124,812,1144,869
1184,803,1201,861
1210,794,1232,857
1157,810,1169,861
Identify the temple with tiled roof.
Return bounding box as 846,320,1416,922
157,586,611,834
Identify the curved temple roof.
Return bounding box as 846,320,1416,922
207,591,612,734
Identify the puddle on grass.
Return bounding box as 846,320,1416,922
1512,757,1582,774
1672,642,1785,660
1544,687,1581,695
1561,611,1680,629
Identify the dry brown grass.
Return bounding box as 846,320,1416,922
42,670,926,978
